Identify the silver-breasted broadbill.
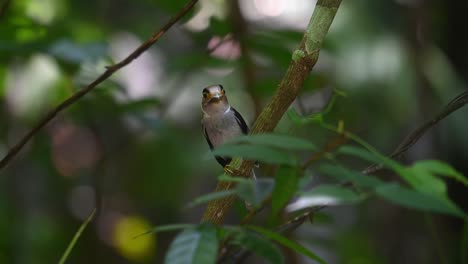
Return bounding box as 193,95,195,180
201,84,251,170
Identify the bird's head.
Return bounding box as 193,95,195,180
201,84,230,115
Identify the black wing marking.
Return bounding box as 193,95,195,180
233,108,259,168
202,124,214,150
203,124,230,167
232,107,249,134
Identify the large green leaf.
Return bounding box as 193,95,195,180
164,225,219,264
236,179,275,207
337,145,401,171
135,224,196,239
228,134,317,151
218,174,252,184
319,164,384,189
211,145,297,165
247,225,327,264
412,160,468,187
402,166,447,198
187,189,238,208
375,183,465,218
230,231,285,264
189,176,275,208
336,146,428,188
287,108,321,125
149,224,195,233
272,166,300,215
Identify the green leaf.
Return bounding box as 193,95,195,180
164,225,219,264
287,108,321,125
187,190,238,208
228,134,317,151
230,231,284,264
247,225,327,264
412,160,468,187
375,183,465,218
272,166,300,215
338,145,401,171
403,166,447,198
58,209,96,264
338,147,457,197
135,224,196,239
319,164,384,189
236,179,275,207
218,174,252,184
211,145,297,165
300,185,363,205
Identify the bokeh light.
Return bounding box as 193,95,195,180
50,121,101,177
112,216,156,262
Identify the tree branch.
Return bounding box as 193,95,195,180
0,0,199,172
364,90,468,174
201,0,342,224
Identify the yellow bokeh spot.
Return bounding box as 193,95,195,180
113,216,156,262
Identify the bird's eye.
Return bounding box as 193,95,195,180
220,88,225,95
203,92,208,98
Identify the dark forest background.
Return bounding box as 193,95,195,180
0,0,467,263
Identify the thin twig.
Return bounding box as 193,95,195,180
0,0,199,171
364,90,468,174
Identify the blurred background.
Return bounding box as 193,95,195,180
0,0,467,263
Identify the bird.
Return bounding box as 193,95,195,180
201,84,253,176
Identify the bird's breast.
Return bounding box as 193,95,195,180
202,113,242,148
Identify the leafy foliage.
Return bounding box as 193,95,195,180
229,230,285,264
375,183,465,217
246,225,327,264
1,0,467,263
164,225,219,264
211,145,297,165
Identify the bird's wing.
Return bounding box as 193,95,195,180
202,124,214,150
202,123,230,167
232,107,249,134
232,108,260,168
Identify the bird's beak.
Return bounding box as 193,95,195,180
212,92,222,99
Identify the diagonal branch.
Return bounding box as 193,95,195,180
364,90,468,174
0,0,199,171
201,0,343,224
